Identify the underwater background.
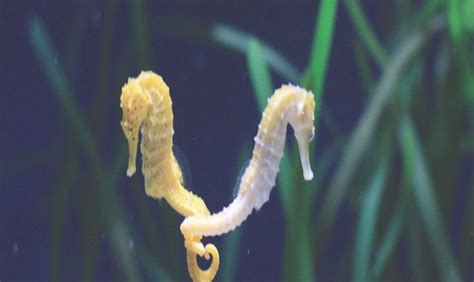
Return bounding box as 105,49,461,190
1,0,474,281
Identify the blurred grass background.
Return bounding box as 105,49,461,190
2,0,471,281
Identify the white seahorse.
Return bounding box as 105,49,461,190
180,84,316,255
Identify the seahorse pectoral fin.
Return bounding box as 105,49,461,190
121,120,139,177
297,136,313,181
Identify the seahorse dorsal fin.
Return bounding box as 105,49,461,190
232,159,251,199
173,145,193,190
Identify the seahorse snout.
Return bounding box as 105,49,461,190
294,92,316,181
120,118,139,177
120,78,151,176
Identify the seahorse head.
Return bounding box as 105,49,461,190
291,86,316,181
120,78,151,176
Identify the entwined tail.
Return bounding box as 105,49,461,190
187,244,220,282
164,185,220,282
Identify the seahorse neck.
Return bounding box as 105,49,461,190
254,103,290,161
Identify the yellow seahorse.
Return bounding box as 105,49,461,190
119,71,219,282
181,84,315,256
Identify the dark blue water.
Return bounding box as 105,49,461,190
4,1,470,281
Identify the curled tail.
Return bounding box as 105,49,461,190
187,244,220,282
164,184,220,281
